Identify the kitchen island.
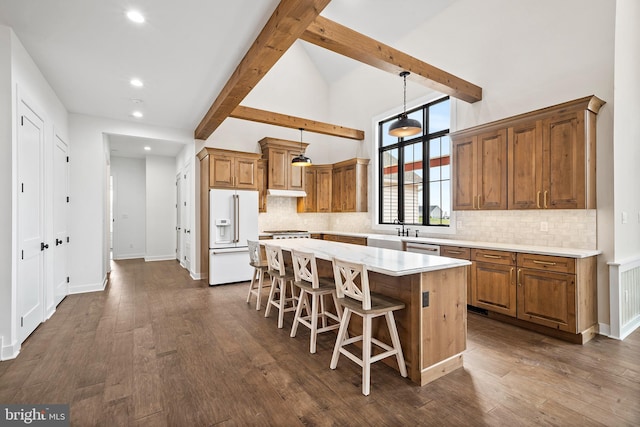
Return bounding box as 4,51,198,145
260,238,471,386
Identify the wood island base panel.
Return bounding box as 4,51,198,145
262,238,470,386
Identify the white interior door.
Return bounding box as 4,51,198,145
182,163,191,271
17,98,45,343
176,173,183,264
52,133,69,306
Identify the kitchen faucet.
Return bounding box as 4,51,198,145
393,219,410,237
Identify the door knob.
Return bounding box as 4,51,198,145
55,238,63,246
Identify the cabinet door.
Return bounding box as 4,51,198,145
542,112,585,209
473,262,516,317
517,268,576,332
288,151,304,190
269,148,288,189
452,135,476,210
302,168,316,212
210,155,235,188
257,160,267,212
235,156,257,189
316,168,332,212
508,121,543,209
332,167,344,212
476,129,507,210
343,165,357,211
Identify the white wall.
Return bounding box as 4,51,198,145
327,0,616,325
1,26,69,358
0,26,13,357
146,155,177,261
68,114,193,292
613,0,640,261
111,157,146,259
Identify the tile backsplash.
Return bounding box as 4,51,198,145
259,196,597,250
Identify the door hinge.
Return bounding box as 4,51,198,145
66,277,70,283
66,196,70,203
21,317,24,327
66,156,69,163
21,116,24,126
21,250,24,260
184,202,186,206
184,174,186,179
67,236,70,243
21,183,24,193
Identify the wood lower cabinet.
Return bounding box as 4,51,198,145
472,249,517,317
322,234,367,246
440,246,472,305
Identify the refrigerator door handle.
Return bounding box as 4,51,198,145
234,194,240,243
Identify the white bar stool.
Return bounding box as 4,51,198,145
290,249,342,353
264,244,299,329
246,240,270,310
330,256,408,396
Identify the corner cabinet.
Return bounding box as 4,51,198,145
331,158,369,212
258,137,308,192
452,95,604,211
197,147,260,190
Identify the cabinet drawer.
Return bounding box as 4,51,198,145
471,248,516,265
440,246,471,260
517,253,575,274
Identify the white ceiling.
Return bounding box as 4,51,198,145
0,0,457,156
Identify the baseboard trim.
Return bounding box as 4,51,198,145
1,337,20,361
190,271,203,281
68,276,107,294
145,255,178,262
113,254,145,260
621,314,640,340
598,322,612,338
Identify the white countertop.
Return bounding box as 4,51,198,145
260,238,470,277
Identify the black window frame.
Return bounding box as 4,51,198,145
378,96,451,227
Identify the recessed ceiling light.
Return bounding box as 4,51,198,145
132,111,143,118
144,146,151,151
126,10,145,24
130,78,143,88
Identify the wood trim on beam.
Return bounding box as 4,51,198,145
230,105,365,140
194,0,332,141
302,16,482,104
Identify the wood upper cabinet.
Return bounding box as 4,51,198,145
197,148,260,190
471,249,517,317
257,159,267,213
297,164,332,213
453,95,603,211
258,137,308,192
331,158,369,212
452,129,507,210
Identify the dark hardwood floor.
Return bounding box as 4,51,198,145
1,259,638,426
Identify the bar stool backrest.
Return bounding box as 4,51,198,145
291,249,320,289
247,240,262,265
265,244,286,276
332,257,372,310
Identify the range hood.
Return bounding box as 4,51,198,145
267,189,307,197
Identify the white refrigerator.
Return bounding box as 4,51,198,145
209,188,258,285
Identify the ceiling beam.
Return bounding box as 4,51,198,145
194,0,332,140
230,105,364,140
301,16,482,103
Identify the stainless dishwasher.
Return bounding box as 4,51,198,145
405,241,440,256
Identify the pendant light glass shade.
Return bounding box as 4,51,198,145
388,71,422,138
291,128,312,167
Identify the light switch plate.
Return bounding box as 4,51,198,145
540,221,548,232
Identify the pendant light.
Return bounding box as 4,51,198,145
291,128,312,167
388,71,422,138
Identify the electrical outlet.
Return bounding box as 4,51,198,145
456,220,463,229
540,221,548,232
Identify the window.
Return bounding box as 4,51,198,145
379,97,450,227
